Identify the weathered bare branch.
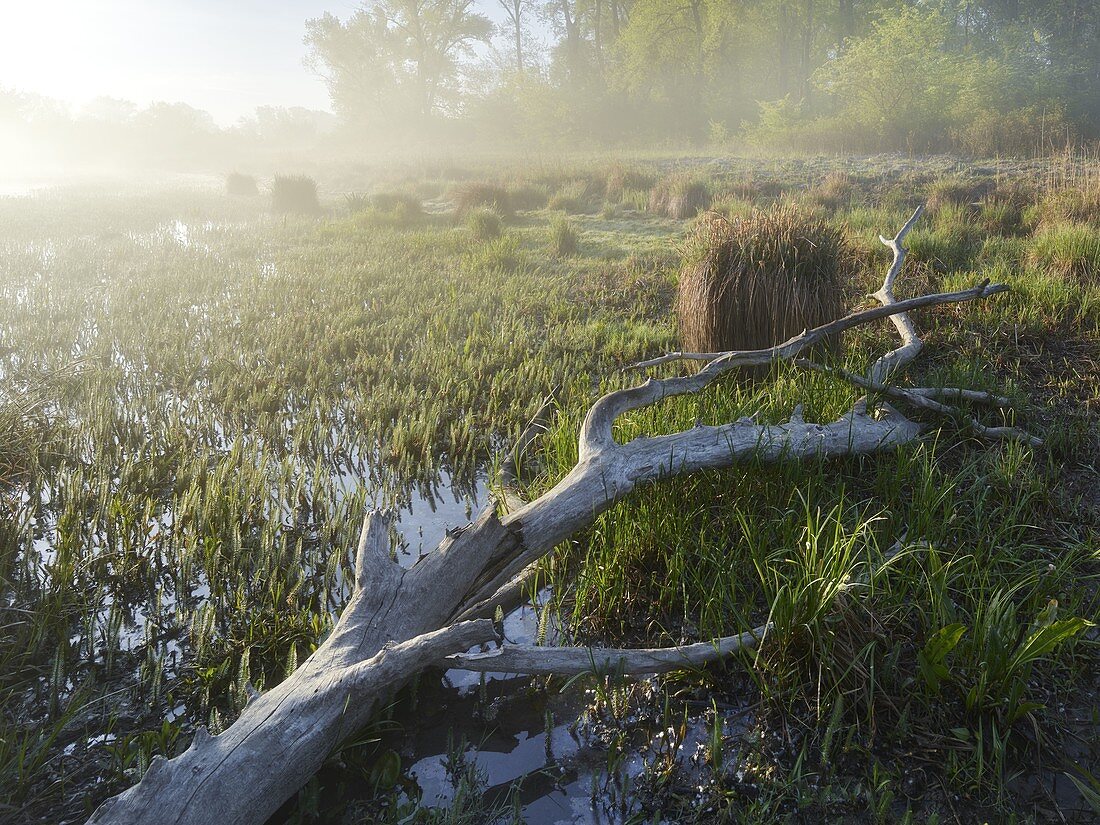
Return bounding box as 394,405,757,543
906,386,1012,406
795,359,1042,447
87,620,496,825
868,204,925,384
445,624,771,676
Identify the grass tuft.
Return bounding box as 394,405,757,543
676,204,847,357
548,214,579,256
466,206,503,241
271,175,320,214
649,174,710,219
453,182,512,219
1030,222,1100,281
226,172,259,197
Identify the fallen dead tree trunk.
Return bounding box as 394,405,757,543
88,207,1034,825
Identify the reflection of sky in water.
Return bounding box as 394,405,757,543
392,472,488,563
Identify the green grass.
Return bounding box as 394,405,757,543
1031,223,1100,281
1,156,1098,823
548,213,579,256
465,206,503,241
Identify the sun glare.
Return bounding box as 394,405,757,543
0,4,118,106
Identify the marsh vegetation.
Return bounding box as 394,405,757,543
1,154,1097,823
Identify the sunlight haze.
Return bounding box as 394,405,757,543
0,0,344,123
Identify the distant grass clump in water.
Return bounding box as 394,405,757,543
649,174,710,219
676,205,847,358
466,206,502,241
453,182,512,219
271,175,320,215
1030,223,1100,281
225,172,259,197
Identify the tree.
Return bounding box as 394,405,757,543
609,0,726,137
813,5,993,148
496,0,533,74
306,0,492,130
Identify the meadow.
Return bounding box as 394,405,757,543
0,153,1097,823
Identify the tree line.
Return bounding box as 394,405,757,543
307,0,1100,154
3,0,1096,172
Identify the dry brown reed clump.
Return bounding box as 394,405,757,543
677,205,848,362
649,174,710,219
453,182,513,219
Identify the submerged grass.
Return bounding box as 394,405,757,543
1,155,1098,823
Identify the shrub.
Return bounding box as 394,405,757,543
676,205,848,362
453,182,512,219
466,207,502,241
226,172,259,197
1030,223,1100,281
271,175,320,215
811,7,985,151
549,214,578,256
649,174,710,219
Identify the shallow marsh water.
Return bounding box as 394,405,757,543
3,166,1098,824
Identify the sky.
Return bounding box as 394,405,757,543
0,1,371,125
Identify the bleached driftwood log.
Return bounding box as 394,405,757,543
88,207,1031,825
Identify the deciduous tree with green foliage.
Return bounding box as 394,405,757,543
812,6,994,149
306,0,493,130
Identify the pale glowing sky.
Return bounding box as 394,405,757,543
0,1,364,124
